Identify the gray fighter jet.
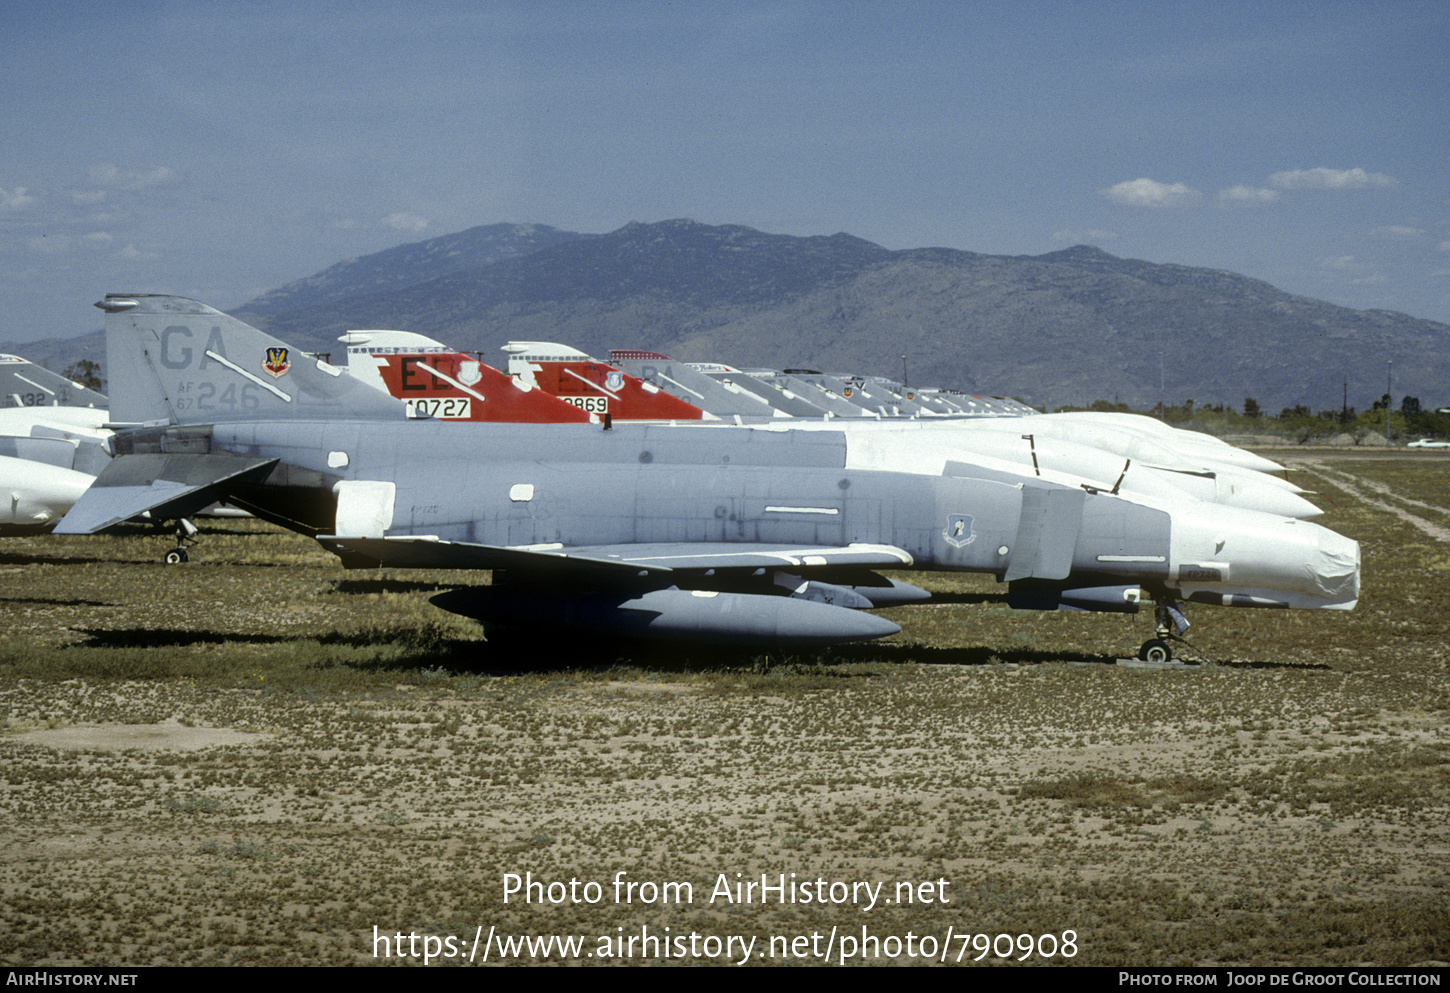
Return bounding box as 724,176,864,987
0,353,107,410
57,295,1360,653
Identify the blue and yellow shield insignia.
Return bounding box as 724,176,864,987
263,347,290,378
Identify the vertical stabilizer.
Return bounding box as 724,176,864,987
96,295,405,425
504,341,711,420
340,330,593,423
0,354,107,409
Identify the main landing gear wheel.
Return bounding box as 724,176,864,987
162,518,199,565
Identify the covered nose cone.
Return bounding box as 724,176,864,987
1173,504,1361,611
1307,526,1360,609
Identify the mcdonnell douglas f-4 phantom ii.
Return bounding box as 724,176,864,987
56,295,1360,656
0,355,112,534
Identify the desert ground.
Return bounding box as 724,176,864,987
1,449,1446,967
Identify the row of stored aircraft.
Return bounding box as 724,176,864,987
10,296,1359,659
0,332,1030,532
341,331,1321,520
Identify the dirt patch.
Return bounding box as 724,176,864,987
1291,458,1450,542
14,718,270,752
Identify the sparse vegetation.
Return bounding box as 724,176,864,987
0,450,1447,966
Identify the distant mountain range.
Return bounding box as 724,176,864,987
11,220,1450,412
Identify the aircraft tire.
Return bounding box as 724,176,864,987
165,548,189,565
1139,639,1172,663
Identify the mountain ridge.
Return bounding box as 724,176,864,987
9,219,1447,412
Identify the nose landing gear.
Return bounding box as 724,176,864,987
1138,601,1200,664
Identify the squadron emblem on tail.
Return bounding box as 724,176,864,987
263,347,291,378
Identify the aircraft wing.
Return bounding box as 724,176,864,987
52,453,279,534
318,536,916,645
316,535,913,575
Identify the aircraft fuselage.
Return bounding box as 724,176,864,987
189,417,1355,612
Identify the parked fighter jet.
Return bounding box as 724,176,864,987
1,354,106,409
0,358,111,533
58,295,1360,656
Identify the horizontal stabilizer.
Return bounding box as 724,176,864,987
53,453,278,534
317,535,913,574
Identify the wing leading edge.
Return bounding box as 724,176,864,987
315,535,913,574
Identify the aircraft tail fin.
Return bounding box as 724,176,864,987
0,353,108,408
339,332,594,424
97,295,405,426
503,341,711,421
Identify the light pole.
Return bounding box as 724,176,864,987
1387,361,1393,441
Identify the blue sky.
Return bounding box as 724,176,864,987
3,0,1448,344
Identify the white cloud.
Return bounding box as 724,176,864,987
1051,229,1118,243
118,243,158,261
1439,241,1450,252
88,164,176,190
2,185,36,211
1269,167,1396,191
82,232,113,246
1315,254,1384,285
1372,225,1424,240
383,212,429,233
1101,178,1201,208
1218,185,1280,206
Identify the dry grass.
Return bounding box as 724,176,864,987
0,450,1447,966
